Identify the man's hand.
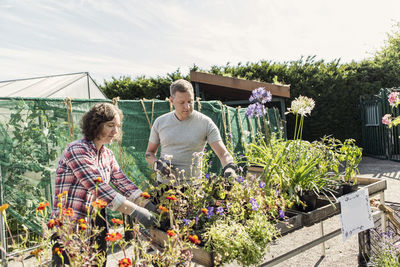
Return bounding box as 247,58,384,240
223,162,238,178
154,160,173,176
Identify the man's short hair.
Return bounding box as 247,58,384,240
81,103,123,142
170,79,194,97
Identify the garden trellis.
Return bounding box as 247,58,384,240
0,96,283,250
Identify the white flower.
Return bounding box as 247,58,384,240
287,95,315,116
43,128,49,136
164,154,173,161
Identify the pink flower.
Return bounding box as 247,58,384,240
382,114,392,126
388,92,400,107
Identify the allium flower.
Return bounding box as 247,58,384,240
246,102,267,118
236,176,244,183
249,87,272,104
287,95,315,116
118,257,132,267
388,92,400,107
105,232,123,242
382,114,392,126
216,207,224,215
258,181,265,189
140,192,150,199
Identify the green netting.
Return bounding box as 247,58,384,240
0,97,283,234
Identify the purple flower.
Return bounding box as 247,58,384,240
259,181,265,188
195,216,199,225
279,209,285,219
245,182,249,189
249,87,272,104
246,102,266,118
250,198,259,211
216,207,224,215
207,207,214,218
236,176,244,183
205,173,210,179
209,160,212,166
183,219,191,226
276,189,279,197
228,133,232,138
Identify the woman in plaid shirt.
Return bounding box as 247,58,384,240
51,103,157,266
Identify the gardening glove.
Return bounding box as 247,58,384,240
223,162,238,178
117,200,158,229
154,159,174,176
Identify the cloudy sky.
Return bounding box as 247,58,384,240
1,0,400,85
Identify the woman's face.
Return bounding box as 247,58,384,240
95,114,121,146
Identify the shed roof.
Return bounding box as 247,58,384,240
190,71,290,100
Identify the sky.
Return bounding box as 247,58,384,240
1,0,400,85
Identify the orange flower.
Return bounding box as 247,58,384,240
140,192,150,199
62,208,74,217
36,202,50,211
188,234,201,245
92,199,107,209
167,230,176,237
0,204,9,212
158,205,169,213
47,219,62,229
118,257,132,267
112,218,123,225
94,177,103,184
79,223,88,231
166,195,177,201
201,208,208,215
54,247,63,255
77,218,86,224
105,232,123,242
30,248,43,256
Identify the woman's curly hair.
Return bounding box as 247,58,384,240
81,103,123,142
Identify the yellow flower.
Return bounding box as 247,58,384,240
0,204,9,212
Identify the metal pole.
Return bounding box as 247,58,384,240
320,221,326,256
0,166,8,266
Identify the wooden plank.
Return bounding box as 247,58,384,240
190,71,290,98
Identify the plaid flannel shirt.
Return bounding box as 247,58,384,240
51,138,142,220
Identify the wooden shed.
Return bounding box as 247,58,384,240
190,70,290,122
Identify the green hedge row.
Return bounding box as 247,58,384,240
100,25,400,145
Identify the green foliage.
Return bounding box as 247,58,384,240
100,69,189,100
0,100,71,234
101,24,400,145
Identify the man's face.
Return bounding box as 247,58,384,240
170,91,194,121
96,114,121,145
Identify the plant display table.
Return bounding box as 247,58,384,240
150,176,387,267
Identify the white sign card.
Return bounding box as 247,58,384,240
338,187,374,242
